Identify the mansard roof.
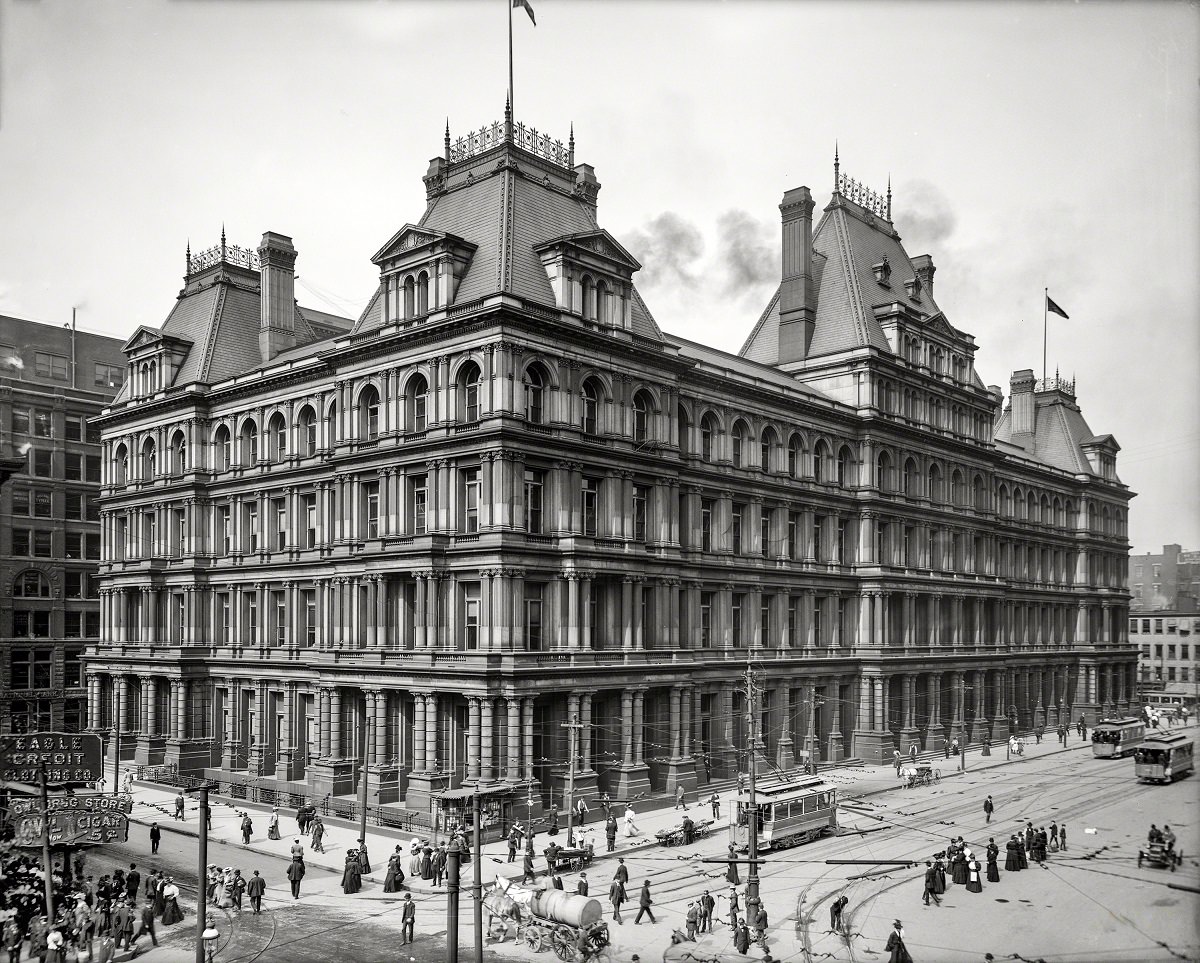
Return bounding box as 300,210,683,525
993,385,1120,479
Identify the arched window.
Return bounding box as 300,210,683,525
787,434,805,478
760,428,777,473
677,404,691,455
268,413,287,461
1028,491,1039,523
325,401,339,445
700,415,716,461
951,470,965,507
460,364,481,423
170,430,187,474
927,464,943,504
358,387,380,439
212,428,230,473
581,380,600,435
403,276,415,319
903,458,919,497
240,420,258,466
407,376,428,433
416,271,429,315
998,484,1011,517
876,450,893,492
141,438,156,480
813,440,830,483
525,367,545,424
297,407,316,457
976,476,990,511
595,280,610,325
836,445,855,488
633,391,652,443
14,570,51,598
113,443,129,485
731,421,749,468
581,276,596,321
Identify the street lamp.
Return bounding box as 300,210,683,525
201,915,219,963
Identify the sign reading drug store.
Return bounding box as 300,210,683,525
9,796,133,848
0,732,104,785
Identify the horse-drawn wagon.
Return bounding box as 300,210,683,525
484,879,611,962
655,818,714,847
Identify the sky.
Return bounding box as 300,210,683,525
0,0,1196,555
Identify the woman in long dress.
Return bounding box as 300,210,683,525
383,847,405,893
342,850,362,895
965,853,983,893
268,808,281,841
986,839,1001,883
420,845,433,881
951,842,969,886
932,857,946,894
409,839,422,876
152,875,167,917
623,805,638,837
1016,835,1029,870
161,879,184,926
1004,836,1021,872
218,869,235,909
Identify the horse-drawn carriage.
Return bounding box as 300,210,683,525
655,818,714,847
548,845,594,874
484,879,611,962
1138,840,1183,871
900,764,940,788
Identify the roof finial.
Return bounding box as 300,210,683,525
834,141,840,193
886,173,892,221
186,238,191,275
504,92,513,142
568,122,575,168
220,223,226,258
444,117,451,161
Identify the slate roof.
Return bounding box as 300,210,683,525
993,390,1115,477
739,193,956,364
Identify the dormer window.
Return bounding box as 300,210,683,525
905,276,921,298
536,230,640,332
373,226,476,325
120,326,194,400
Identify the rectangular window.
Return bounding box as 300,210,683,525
837,519,849,563
85,533,100,560
13,528,31,556
302,494,317,548
788,597,798,646
220,594,231,643
786,512,798,560
64,611,83,638
246,503,259,553
64,415,84,441
633,484,648,542
303,589,317,647
760,514,770,558
412,477,427,535
582,478,599,537
525,584,544,651
32,409,52,437
701,500,713,553
86,421,102,444
274,498,288,550
65,492,82,520
33,530,52,557
903,525,915,567
64,453,83,480
274,592,287,645
12,410,30,434
732,504,744,554
760,599,770,644
524,470,543,534
35,352,68,380
246,594,258,640
143,511,156,557
65,571,84,599
700,592,713,648
94,362,124,388
12,488,30,515
813,596,824,645
33,490,51,517
12,613,52,640
813,514,825,562
362,483,379,539
462,470,480,534
463,584,480,649
174,508,186,556
85,455,101,482
732,593,744,646
33,449,52,477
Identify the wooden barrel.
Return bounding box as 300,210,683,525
529,890,602,927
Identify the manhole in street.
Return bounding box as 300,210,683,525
994,898,1010,903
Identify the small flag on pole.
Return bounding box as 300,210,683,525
513,0,536,25
1046,295,1069,319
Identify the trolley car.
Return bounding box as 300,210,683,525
730,775,838,851
1134,732,1195,783
1091,718,1146,758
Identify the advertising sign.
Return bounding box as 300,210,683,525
9,795,132,848
0,732,104,784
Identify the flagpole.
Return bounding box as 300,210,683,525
508,0,514,117
1042,287,1048,385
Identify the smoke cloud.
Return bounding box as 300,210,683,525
715,209,775,296
896,179,957,254
623,212,705,288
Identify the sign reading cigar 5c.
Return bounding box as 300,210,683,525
0,732,105,785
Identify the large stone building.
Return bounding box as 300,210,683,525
84,111,1136,823
1,314,126,735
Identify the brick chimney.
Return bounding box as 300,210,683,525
1010,368,1036,435
778,186,816,363
911,254,935,298
258,232,297,362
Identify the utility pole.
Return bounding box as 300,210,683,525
358,713,371,873
112,684,122,797
37,762,55,922
472,790,483,963
562,714,584,848
446,837,461,963
191,784,216,963
806,691,823,777
744,659,761,930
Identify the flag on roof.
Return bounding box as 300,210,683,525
1046,295,1069,319
513,0,535,25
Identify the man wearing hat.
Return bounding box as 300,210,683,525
685,901,699,940
286,857,305,900
886,920,912,963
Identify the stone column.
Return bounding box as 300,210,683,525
480,698,495,783
506,698,521,781
467,697,481,780
776,685,796,770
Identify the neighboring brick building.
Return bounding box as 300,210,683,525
1,315,126,734
1129,544,1200,613
83,112,1135,826
1130,610,1200,709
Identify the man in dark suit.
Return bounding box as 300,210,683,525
247,871,266,914
614,858,629,886
608,878,626,924
983,796,994,823
634,880,656,924
401,894,416,944
149,823,161,854
286,858,305,900
576,873,588,896
922,861,941,905
124,865,141,904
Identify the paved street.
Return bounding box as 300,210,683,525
87,726,1199,961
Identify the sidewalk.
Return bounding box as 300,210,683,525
121,723,1169,902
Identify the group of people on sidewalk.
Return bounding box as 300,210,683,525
0,855,184,963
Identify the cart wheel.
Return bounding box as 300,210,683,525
551,925,578,961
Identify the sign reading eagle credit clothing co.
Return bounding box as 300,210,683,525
0,732,104,785
9,795,132,848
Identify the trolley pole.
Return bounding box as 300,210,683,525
112,684,122,797
472,790,483,963
744,660,761,930
562,714,583,848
